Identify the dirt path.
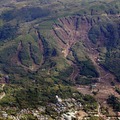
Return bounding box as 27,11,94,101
0,84,5,100
97,103,101,116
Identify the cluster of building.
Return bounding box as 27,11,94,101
1,95,120,120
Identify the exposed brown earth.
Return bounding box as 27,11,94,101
15,30,45,72
52,16,120,115
53,17,80,58
52,16,91,81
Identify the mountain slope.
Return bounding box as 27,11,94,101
0,0,120,119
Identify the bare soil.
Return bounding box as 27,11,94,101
16,30,45,72
52,16,120,115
